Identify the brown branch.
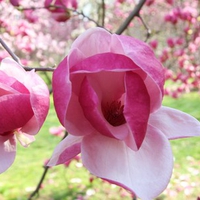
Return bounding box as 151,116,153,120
17,4,103,27
0,37,55,72
23,66,55,72
115,0,146,35
71,8,102,27
0,38,22,65
27,166,50,200
101,0,105,27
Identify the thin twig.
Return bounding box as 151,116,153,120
17,4,102,27
23,66,55,72
115,0,146,35
0,38,22,65
71,9,102,27
101,0,105,27
27,166,50,200
0,37,55,72
138,14,151,41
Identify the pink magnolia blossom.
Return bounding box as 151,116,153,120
167,38,175,48
0,58,49,173
48,28,200,199
149,39,158,49
9,0,20,6
45,0,77,9
44,0,76,22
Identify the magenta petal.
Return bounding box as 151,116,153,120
113,35,164,111
0,94,33,133
149,106,200,139
0,58,49,135
48,134,82,166
0,58,27,82
65,93,96,136
70,27,111,58
18,70,49,135
0,136,16,173
79,77,113,138
0,71,29,94
53,57,72,126
124,72,150,149
71,53,140,73
81,126,173,199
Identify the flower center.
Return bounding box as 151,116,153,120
102,100,126,127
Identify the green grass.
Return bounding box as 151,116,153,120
160,92,200,200
0,93,200,200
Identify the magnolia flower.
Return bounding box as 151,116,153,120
9,0,20,6
0,58,49,173
44,0,77,22
48,27,200,199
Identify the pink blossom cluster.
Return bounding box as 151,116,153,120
109,0,200,98
0,0,80,67
146,1,200,97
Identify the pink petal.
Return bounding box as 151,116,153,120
112,35,164,112
68,48,85,70
65,93,96,136
149,106,200,139
48,134,82,166
0,94,33,133
124,72,150,149
0,82,20,96
0,58,49,135
0,136,16,173
66,74,130,139
0,71,29,94
20,70,50,135
70,27,111,58
70,52,140,73
79,77,113,138
9,0,20,6
81,125,173,199
53,57,71,126
0,58,27,83
44,0,52,6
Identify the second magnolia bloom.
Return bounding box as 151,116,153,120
0,58,49,173
49,27,200,199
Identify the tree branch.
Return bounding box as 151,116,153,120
101,0,105,27
115,0,146,35
17,5,103,28
0,37,55,72
27,166,50,200
138,14,151,41
0,38,22,65
23,66,55,72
